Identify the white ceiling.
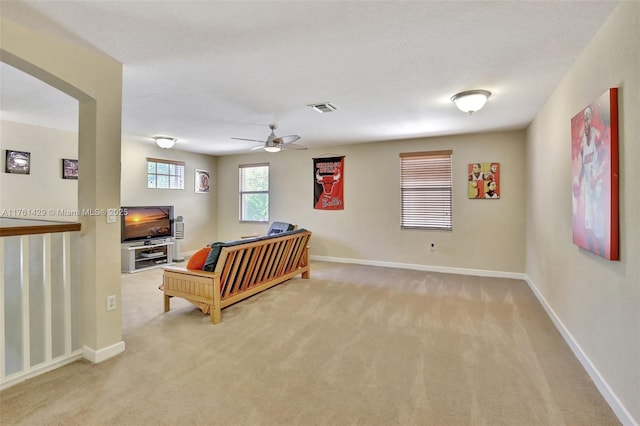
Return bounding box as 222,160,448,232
0,1,617,155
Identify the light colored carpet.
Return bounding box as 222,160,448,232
0,261,619,425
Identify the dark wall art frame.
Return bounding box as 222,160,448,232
62,158,78,179
5,150,31,174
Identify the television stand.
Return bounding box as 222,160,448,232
121,240,174,273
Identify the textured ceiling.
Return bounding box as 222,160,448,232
0,1,618,155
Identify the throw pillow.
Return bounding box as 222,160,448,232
186,247,212,270
202,242,225,272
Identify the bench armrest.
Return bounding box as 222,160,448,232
163,265,219,279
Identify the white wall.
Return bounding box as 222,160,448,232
121,140,218,254
217,130,527,275
0,120,79,219
525,2,639,424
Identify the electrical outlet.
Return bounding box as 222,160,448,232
107,295,117,311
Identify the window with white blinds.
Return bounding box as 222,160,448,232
400,150,453,231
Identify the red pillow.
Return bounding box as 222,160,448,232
186,247,212,270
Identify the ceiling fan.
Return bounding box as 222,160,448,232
232,124,306,152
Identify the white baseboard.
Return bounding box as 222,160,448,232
83,340,125,364
310,255,525,280
0,349,84,391
524,275,637,426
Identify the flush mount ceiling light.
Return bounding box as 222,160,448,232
154,136,176,149
451,90,491,114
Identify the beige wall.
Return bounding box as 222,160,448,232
0,120,218,254
525,2,639,423
217,130,526,275
121,140,218,254
1,18,123,357
0,120,79,218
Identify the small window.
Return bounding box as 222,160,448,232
147,158,184,190
239,163,269,222
400,150,453,231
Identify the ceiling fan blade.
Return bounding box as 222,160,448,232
250,145,264,151
231,137,264,143
282,144,307,150
274,135,300,144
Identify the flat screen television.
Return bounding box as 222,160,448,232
121,205,174,244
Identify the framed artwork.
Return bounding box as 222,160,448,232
195,169,210,193
571,88,619,260
62,158,78,179
313,156,345,210
5,150,31,174
468,162,500,199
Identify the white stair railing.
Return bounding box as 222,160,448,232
0,227,82,390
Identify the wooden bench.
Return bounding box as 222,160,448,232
162,229,311,323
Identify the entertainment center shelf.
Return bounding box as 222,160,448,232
121,240,174,273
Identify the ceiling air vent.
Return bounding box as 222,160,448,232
308,102,338,113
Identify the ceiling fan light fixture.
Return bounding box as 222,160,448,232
451,90,491,114
154,136,176,149
264,145,281,153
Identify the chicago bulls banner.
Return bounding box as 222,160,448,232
313,156,345,210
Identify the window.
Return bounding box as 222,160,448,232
147,158,185,189
239,163,269,222
400,150,452,231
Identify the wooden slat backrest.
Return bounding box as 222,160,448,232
225,252,240,295
258,243,276,283
238,246,259,292
244,245,265,289
287,237,305,271
277,239,293,276
214,231,311,302
257,242,273,282
275,238,295,276
266,240,285,279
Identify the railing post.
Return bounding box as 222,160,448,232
0,238,5,381
43,233,52,363
20,236,30,373
63,232,72,355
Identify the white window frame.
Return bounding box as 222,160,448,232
400,150,453,231
239,163,270,223
147,157,185,190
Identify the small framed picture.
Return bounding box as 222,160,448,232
195,169,210,193
5,150,31,174
62,158,79,179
